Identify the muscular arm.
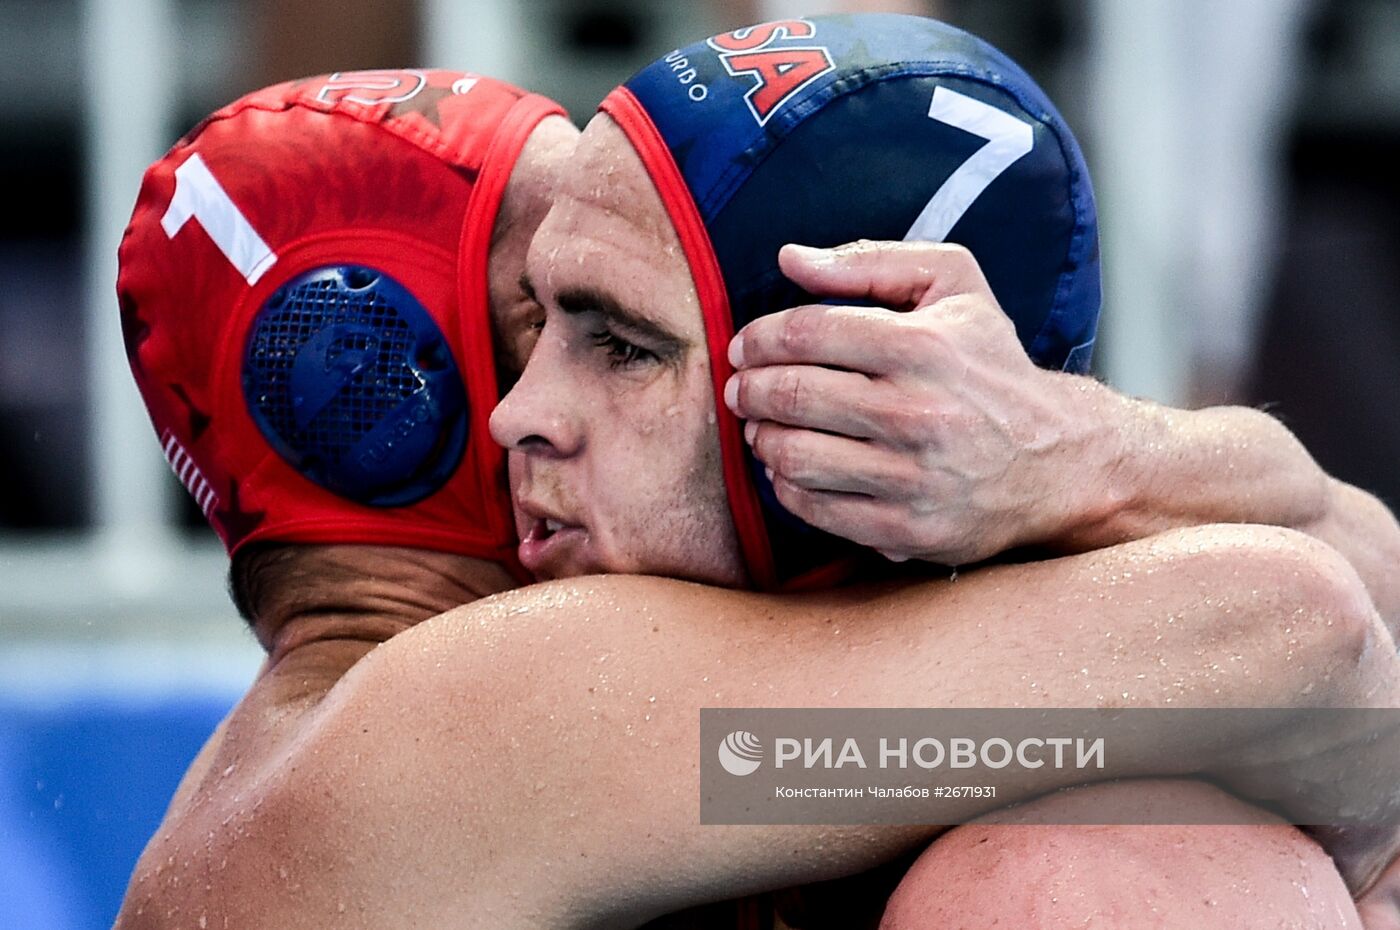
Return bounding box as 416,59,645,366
1064,384,1400,633
727,242,1400,632
116,525,1399,929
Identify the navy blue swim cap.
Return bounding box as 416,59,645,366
602,14,1100,588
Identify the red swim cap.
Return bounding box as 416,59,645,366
117,70,564,569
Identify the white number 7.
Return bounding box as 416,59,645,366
161,153,278,285
904,87,1035,243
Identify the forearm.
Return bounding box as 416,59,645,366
1064,381,1400,630
290,526,1396,927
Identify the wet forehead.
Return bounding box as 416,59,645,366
557,114,679,245
526,115,699,330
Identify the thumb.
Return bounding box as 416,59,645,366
779,241,994,311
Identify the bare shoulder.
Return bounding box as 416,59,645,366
114,579,756,930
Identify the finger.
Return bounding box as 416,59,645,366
728,365,920,441
778,240,995,311
749,420,924,498
730,303,935,374
768,475,919,552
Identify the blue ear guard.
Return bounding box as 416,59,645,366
242,265,468,506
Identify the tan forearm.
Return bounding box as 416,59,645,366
1063,383,1400,631
290,525,1395,927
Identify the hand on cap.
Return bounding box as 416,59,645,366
724,240,1110,566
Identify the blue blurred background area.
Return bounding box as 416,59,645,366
1,0,1398,926
0,637,253,929
0,690,235,929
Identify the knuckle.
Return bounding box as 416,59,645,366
895,321,951,367
943,241,975,267
938,293,1010,341
871,512,916,552
885,516,924,553
778,439,817,486
776,368,806,419
937,293,981,321
764,431,800,480
779,312,817,357
750,423,775,464
885,463,928,501
881,400,935,447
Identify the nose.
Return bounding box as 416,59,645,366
489,324,583,458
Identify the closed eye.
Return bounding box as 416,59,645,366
587,328,658,368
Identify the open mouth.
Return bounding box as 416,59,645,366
518,512,587,576
525,516,573,543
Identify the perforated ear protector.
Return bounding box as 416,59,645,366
243,264,468,506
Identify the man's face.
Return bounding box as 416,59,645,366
489,115,746,586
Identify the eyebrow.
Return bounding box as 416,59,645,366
555,285,687,356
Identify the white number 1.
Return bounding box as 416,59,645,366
904,87,1035,243
161,153,278,285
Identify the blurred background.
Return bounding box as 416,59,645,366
1,0,1396,925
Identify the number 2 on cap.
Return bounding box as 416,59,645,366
904,87,1035,243
161,153,278,286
